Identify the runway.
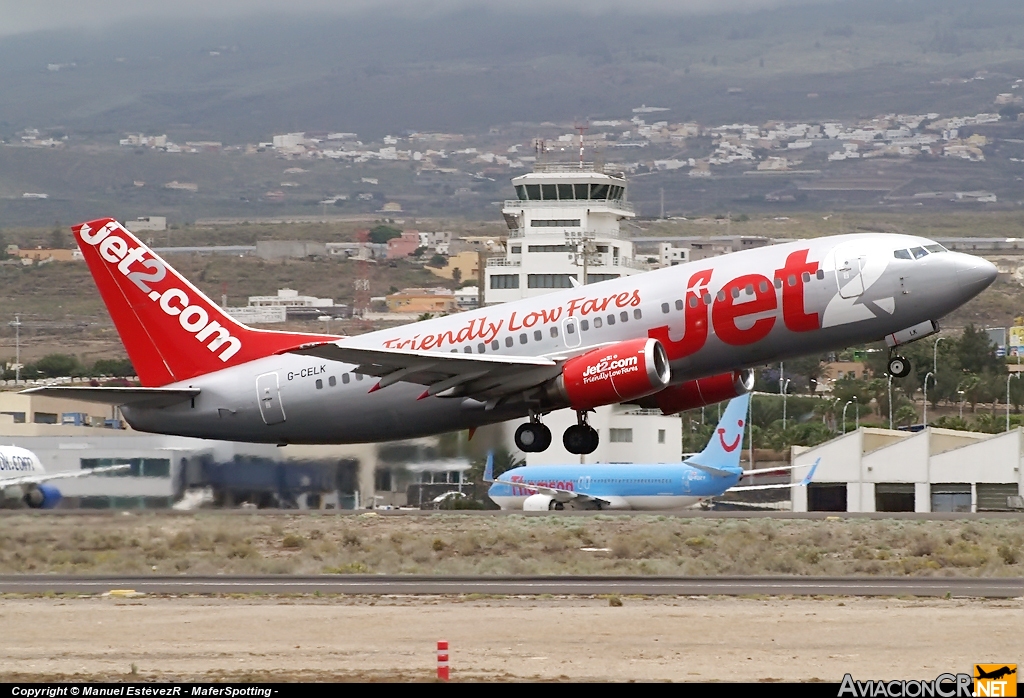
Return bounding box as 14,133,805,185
1,574,1021,597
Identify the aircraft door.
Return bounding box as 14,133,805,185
562,316,581,348
834,244,866,299
256,372,286,425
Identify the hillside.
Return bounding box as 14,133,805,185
0,2,1022,142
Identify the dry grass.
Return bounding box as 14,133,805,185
0,512,1022,578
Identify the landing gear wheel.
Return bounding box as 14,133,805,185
888,355,911,378
563,424,600,455
515,422,552,452
563,410,600,455
550,501,565,511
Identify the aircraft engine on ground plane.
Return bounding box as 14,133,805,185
635,369,754,416
23,484,62,509
550,338,671,411
522,493,557,511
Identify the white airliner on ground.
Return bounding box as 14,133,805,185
0,446,129,508
26,218,995,454
486,393,818,510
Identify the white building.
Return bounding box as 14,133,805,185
519,405,683,466
792,427,1023,513
272,133,307,150
224,306,287,324
485,163,646,304
454,286,480,310
248,288,333,309
128,216,167,232
658,242,690,267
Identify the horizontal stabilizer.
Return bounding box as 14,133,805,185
20,386,200,408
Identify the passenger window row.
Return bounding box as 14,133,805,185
317,373,359,390
449,308,646,354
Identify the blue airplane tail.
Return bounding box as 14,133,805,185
686,393,750,474
483,451,494,482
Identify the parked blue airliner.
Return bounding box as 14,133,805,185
486,394,818,510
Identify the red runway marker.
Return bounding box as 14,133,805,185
437,639,449,681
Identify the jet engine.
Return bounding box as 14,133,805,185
636,369,754,415
523,493,559,511
550,338,671,411
24,484,62,509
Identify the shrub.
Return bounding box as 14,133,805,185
282,535,305,549
325,562,370,574
228,543,258,559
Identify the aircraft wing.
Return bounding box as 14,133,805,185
741,463,815,477
725,459,819,493
2,463,132,487
288,342,563,402
19,386,200,408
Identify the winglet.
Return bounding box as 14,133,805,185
799,458,820,486
483,451,494,482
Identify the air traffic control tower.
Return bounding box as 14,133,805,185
485,162,646,305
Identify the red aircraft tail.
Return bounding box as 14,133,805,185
74,218,338,387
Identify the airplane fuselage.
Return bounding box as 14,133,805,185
121,233,995,444
488,462,742,510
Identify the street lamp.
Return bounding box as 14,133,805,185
855,395,859,430
888,373,893,430
842,400,853,434
1007,373,1020,432
923,371,934,427
782,378,791,429
933,336,946,376
748,391,754,470
8,314,20,383
958,390,965,420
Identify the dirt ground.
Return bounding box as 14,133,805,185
0,595,1020,682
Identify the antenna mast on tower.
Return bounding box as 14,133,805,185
574,122,589,169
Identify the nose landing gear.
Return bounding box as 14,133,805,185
888,352,912,378
563,411,599,455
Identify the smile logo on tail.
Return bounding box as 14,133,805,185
718,419,744,452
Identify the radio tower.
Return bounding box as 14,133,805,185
353,228,372,332
574,121,589,168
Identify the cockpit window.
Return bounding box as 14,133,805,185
894,249,912,260
924,244,946,253
910,247,928,259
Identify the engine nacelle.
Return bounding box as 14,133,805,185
523,493,556,511
640,369,754,416
552,338,670,411
24,484,62,509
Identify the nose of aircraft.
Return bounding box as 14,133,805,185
954,253,997,298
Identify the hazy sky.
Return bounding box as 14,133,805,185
0,0,837,36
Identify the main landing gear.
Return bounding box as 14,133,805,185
888,351,912,378
563,411,599,455
514,412,599,455
515,416,551,453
